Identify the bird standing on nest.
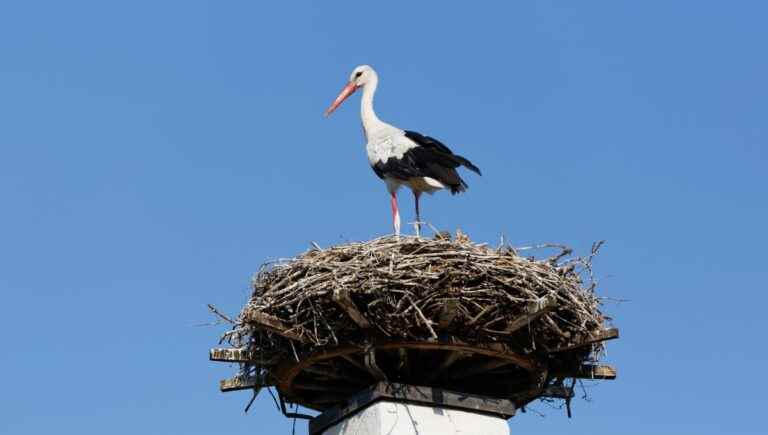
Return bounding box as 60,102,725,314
325,65,481,236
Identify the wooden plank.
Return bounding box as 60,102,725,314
565,364,617,380
220,374,264,392
301,364,345,380
245,312,308,343
551,328,619,353
333,288,371,329
502,294,558,334
209,347,268,363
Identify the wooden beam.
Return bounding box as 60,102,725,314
424,351,464,383
561,364,617,380
325,362,372,384
396,348,411,377
502,294,558,334
375,341,537,373
567,364,616,379
364,349,388,381
340,354,370,374
301,364,345,380
210,347,264,363
300,363,371,385
273,340,538,403
333,288,371,329
245,312,308,343
220,374,264,392
307,394,347,405
446,357,515,380
293,381,361,394
551,328,619,353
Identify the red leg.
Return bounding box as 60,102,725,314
390,191,401,236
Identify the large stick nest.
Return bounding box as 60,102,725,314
219,231,614,412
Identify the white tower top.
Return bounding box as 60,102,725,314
310,383,515,435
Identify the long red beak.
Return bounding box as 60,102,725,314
324,82,358,117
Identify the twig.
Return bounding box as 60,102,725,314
207,304,235,324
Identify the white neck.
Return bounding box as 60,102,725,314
360,73,386,139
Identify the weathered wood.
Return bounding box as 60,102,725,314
272,340,537,409
293,381,361,393
446,357,516,380
551,328,619,353
502,294,558,334
324,362,372,384
220,374,265,392
301,364,345,380
396,348,411,376
209,347,276,363
374,341,537,372
246,312,308,343
424,350,465,383
340,354,370,374
564,364,617,380
332,288,371,329
364,348,388,381
307,394,347,405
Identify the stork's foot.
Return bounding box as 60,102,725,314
410,221,425,238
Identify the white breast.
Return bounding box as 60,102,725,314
366,130,416,165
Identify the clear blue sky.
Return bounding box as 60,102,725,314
1,1,766,434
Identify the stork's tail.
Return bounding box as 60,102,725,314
454,155,481,176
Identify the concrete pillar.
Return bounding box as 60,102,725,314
309,383,515,435
321,400,510,435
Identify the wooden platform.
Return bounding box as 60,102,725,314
210,328,618,412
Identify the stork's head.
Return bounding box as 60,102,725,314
324,65,376,117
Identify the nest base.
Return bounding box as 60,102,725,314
275,339,538,412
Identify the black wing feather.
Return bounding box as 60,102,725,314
404,130,482,175
370,130,481,194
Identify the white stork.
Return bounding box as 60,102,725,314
324,65,481,236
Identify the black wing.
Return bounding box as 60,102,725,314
371,131,481,194
371,155,423,181
404,130,482,176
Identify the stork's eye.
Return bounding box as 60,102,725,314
355,71,363,77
